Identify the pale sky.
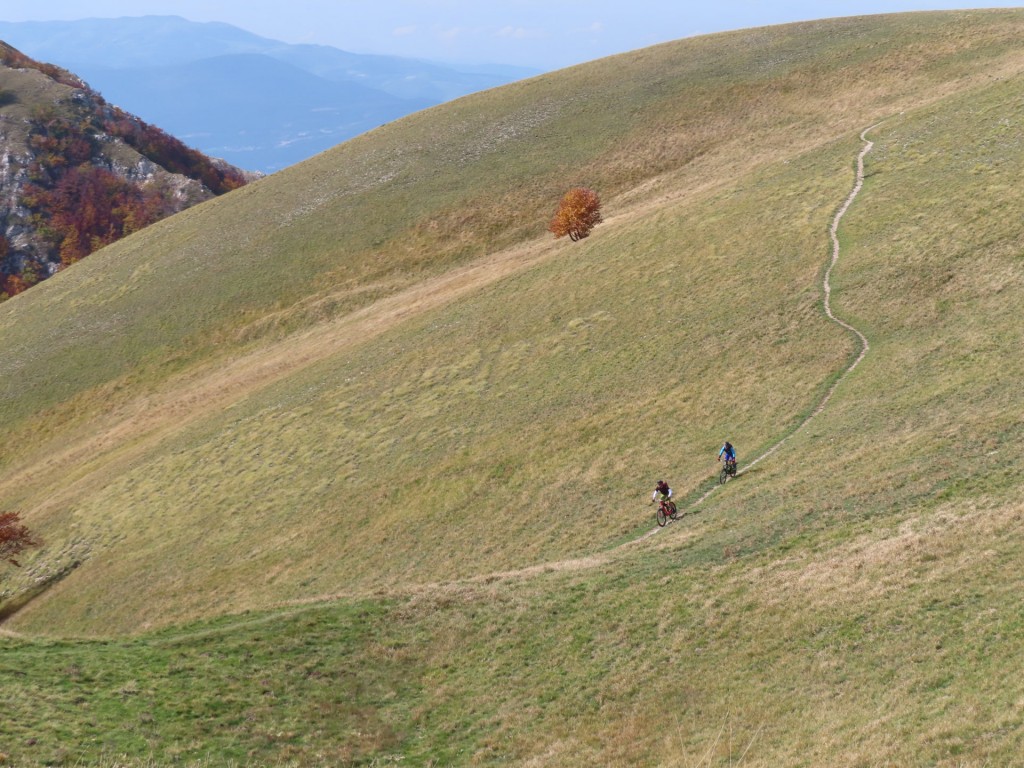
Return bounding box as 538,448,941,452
2,1,1022,70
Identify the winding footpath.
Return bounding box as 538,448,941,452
633,124,880,541
303,124,886,600
2,126,885,639
294,124,885,601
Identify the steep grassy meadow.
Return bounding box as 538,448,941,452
1,10,1024,766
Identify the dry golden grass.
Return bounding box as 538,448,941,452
4,142,863,633
7,10,1024,635
1,11,1024,767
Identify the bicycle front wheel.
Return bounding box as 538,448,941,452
656,506,667,526
719,468,729,485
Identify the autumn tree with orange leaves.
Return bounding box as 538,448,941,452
0,512,40,567
548,187,603,241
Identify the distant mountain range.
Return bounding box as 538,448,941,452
0,16,539,172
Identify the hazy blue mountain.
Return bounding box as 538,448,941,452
0,16,538,172
0,16,272,67
267,44,532,102
74,54,431,171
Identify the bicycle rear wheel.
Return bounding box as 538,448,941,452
667,501,678,520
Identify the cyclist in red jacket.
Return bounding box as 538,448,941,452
651,479,673,505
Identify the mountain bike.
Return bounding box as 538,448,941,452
656,498,679,527
719,458,737,485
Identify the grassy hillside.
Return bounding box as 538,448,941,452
1,9,1024,766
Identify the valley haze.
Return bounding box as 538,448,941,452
0,16,537,172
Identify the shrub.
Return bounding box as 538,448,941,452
548,187,603,241
0,512,40,567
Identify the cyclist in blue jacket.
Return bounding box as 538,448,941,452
718,441,737,467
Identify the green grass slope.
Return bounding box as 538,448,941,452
1,10,1024,765
3,11,1024,633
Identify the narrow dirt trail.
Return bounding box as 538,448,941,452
3,126,882,639
483,123,876,561
626,125,880,547
736,124,878,475
279,124,883,608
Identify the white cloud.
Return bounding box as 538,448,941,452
437,26,467,42
392,25,417,37
497,25,545,40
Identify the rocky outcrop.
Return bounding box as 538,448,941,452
0,41,253,296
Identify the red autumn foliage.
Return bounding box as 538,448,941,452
0,512,40,567
2,274,29,297
23,165,171,266
102,108,248,195
548,187,603,242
